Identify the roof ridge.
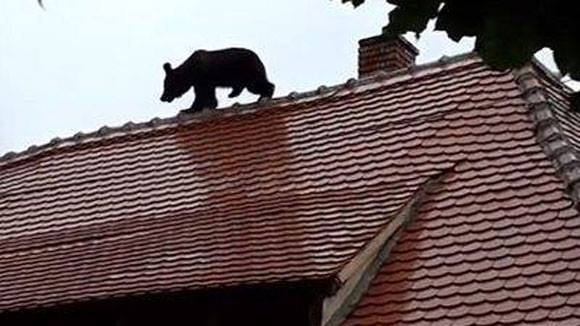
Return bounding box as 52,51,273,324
514,64,580,207
0,52,481,168
530,57,576,94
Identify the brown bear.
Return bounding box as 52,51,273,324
160,48,275,113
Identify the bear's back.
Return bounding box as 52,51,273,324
183,48,260,70
181,48,266,85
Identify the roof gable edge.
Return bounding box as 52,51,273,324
320,165,458,326
514,65,580,207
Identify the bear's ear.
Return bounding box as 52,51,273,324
163,63,172,73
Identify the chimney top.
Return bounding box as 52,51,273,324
358,28,419,78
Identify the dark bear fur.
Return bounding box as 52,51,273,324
160,48,275,113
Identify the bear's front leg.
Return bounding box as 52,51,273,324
181,99,204,114
182,85,217,114
205,86,218,109
194,85,218,109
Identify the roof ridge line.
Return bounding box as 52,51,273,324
514,65,580,207
321,163,460,326
529,57,576,94
0,52,481,168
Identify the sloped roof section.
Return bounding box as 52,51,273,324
0,54,494,312
340,64,580,325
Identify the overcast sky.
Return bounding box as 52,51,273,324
0,1,566,155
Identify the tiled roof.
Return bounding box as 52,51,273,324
339,63,580,325
2,51,580,325
0,54,479,312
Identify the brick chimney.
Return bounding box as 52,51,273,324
358,27,419,78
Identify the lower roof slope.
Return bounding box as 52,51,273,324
341,65,580,325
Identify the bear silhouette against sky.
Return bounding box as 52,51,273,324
160,48,275,113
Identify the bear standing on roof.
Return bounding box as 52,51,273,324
160,48,275,113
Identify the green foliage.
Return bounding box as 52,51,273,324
342,0,580,81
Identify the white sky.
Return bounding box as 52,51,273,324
0,1,569,155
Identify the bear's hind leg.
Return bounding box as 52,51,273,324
228,85,244,98
248,81,275,100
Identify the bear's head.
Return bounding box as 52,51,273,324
160,63,191,103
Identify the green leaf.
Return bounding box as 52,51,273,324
383,0,440,37
435,1,484,42
341,0,366,8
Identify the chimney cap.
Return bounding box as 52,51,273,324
358,28,419,78
358,34,419,56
